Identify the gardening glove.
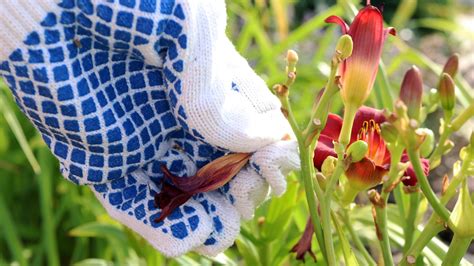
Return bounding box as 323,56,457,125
0,0,300,257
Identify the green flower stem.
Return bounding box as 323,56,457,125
373,145,403,266
451,100,474,131
402,153,473,264
316,102,358,265
430,101,474,168
341,210,377,266
400,218,445,266
406,149,451,222
403,192,420,254
442,235,472,266
299,141,328,259
279,94,327,260
338,104,358,148
302,59,341,145
428,125,451,169
375,206,393,266
393,185,406,221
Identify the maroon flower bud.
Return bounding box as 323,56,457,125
442,54,459,78
438,73,456,112
399,66,423,120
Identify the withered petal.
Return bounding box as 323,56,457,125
154,182,192,223
290,218,316,262
154,153,251,222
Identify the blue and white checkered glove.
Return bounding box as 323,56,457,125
0,0,299,257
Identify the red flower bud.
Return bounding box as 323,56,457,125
438,73,456,112
399,66,423,120
442,54,459,78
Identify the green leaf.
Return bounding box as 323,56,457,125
261,178,299,241
235,236,261,266
70,222,129,264
73,259,114,266
0,87,40,174
332,212,360,266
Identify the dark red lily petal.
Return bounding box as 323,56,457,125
325,15,349,34
290,218,316,262
320,113,343,141
401,155,430,186
345,158,388,190
154,181,192,223
313,135,338,170
154,153,251,222
351,106,386,143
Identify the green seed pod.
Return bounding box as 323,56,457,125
346,140,368,163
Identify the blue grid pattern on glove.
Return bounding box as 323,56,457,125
0,0,238,247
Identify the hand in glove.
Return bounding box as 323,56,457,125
0,0,299,257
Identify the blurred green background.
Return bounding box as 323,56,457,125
0,0,473,265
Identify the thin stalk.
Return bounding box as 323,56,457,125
403,193,420,254
281,93,327,260
316,102,358,265
341,210,376,266
430,101,474,168
393,185,406,221
338,104,357,148
400,217,444,265
441,235,472,266
0,195,27,266
375,144,404,266
38,148,60,266
407,149,450,222
428,125,451,168
451,101,474,131
375,207,393,266
402,153,473,264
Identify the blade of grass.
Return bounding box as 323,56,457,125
272,5,343,57
391,0,418,29
414,18,474,42
373,62,395,110
37,147,60,266
0,194,27,266
0,89,40,174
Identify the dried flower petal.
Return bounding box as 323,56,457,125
154,153,251,222
290,219,316,262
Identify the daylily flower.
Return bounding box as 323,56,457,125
154,153,250,222
325,1,396,108
313,106,430,189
